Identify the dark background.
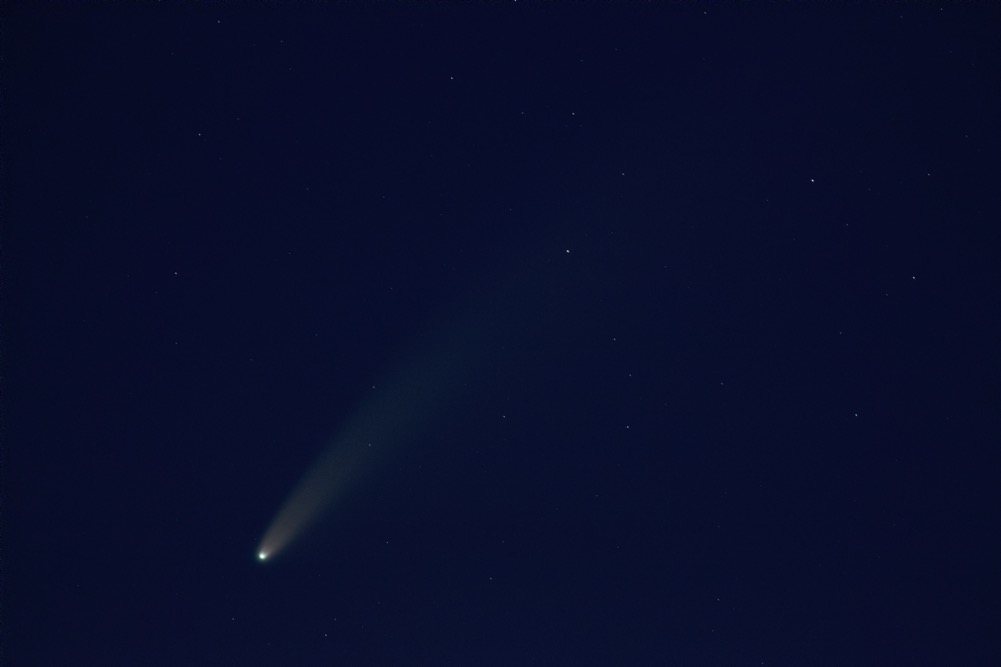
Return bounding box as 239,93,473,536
4,5,999,665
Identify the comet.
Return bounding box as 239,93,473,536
256,297,505,562
255,248,558,562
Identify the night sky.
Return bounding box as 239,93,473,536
4,5,1000,666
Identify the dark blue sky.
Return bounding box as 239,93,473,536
5,5,1000,665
